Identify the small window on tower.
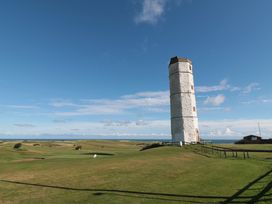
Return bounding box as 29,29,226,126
189,65,192,70
193,106,196,112
191,85,194,90
196,128,199,133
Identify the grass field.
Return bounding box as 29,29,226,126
0,140,271,203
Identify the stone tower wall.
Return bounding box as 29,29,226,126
169,57,200,143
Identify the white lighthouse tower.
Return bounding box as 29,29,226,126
169,56,200,144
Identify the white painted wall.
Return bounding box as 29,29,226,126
169,58,200,143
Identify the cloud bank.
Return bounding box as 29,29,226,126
1,119,272,139
52,91,169,116
0,78,266,140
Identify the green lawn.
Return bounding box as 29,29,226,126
0,140,271,203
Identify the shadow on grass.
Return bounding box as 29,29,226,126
1,169,272,203
185,145,211,158
80,152,115,156
222,168,272,203
191,150,211,158
0,179,233,203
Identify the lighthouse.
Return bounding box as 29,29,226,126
169,56,200,144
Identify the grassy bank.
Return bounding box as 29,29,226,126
0,140,271,203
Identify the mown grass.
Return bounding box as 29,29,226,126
0,140,271,203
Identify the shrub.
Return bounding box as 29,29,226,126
75,145,82,150
33,143,40,146
13,143,22,149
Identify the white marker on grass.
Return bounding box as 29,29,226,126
93,154,97,158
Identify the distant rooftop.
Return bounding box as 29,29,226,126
169,56,192,65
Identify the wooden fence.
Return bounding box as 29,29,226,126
198,144,272,159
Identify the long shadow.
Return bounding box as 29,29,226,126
1,169,272,203
187,146,212,158
249,179,272,203
222,168,272,203
81,152,115,156
93,192,206,203
0,179,236,203
191,149,211,158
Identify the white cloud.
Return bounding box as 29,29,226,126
230,86,241,92
145,107,169,112
136,120,149,126
135,0,167,24
53,91,170,116
14,123,36,128
198,107,231,112
196,79,230,93
49,99,80,108
242,83,260,94
101,120,149,127
52,119,67,123
262,99,272,103
122,91,167,99
195,79,260,95
241,98,272,105
102,120,132,127
4,105,39,109
203,94,225,106
224,127,235,136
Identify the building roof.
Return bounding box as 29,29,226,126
243,135,262,140
169,56,192,65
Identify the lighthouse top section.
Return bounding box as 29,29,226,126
169,56,192,65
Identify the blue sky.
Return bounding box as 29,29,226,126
0,0,272,139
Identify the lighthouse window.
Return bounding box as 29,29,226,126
193,106,196,112
191,85,194,90
196,128,199,133
189,65,192,70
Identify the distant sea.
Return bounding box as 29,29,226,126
0,138,237,144
202,139,237,144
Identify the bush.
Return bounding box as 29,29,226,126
13,143,22,149
33,143,40,146
75,145,82,150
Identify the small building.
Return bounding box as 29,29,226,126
243,135,262,141
235,135,272,144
